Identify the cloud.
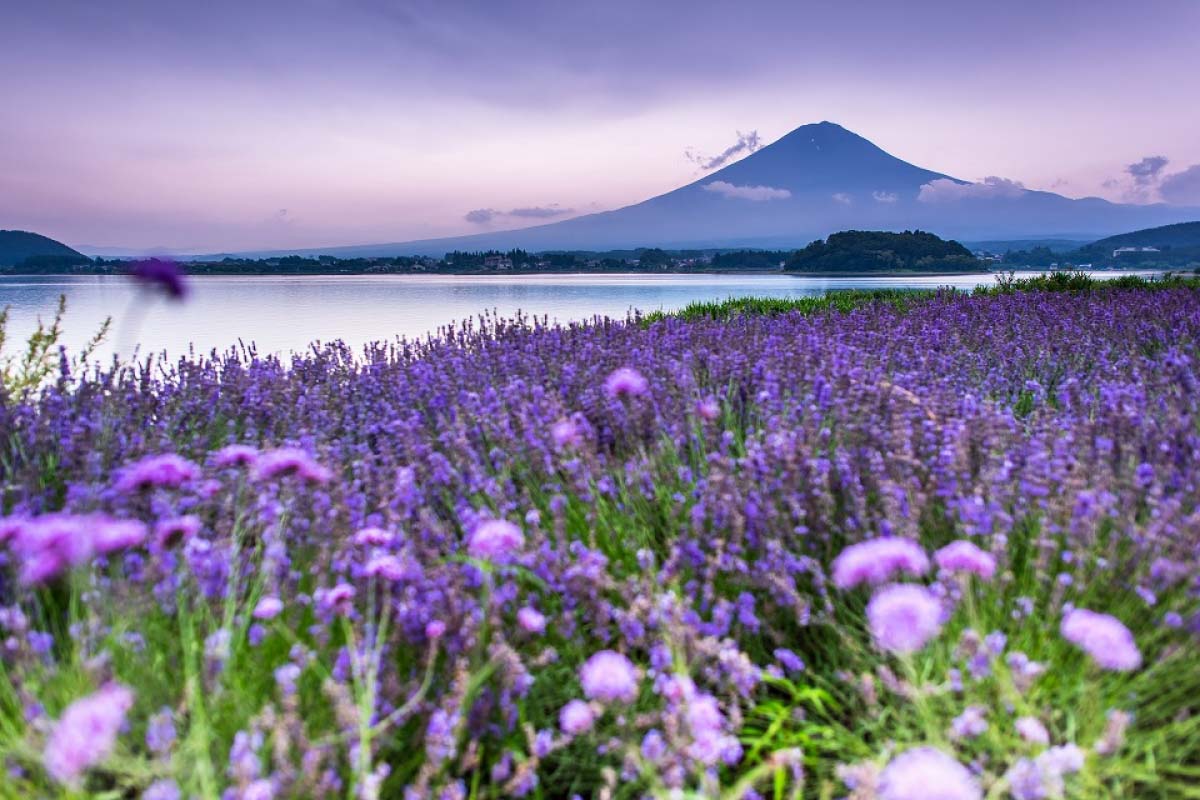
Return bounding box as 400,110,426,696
464,208,498,224
872,190,897,203
1126,155,1169,186
508,205,574,218
703,180,791,201
832,192,852,205
465,205,574,224
686,130,763,171
918,176,1027,203
1159,164,1200,205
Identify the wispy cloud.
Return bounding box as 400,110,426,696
464,205,575,224
872,190,897,204
1126,155,1169,186
686,131,763,171
703,180,791,201
832,192,852,205
918,176,1026,203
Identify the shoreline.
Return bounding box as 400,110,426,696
4,268,1163,280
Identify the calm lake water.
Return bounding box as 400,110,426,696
0,272,1163,362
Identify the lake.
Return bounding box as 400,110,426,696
0,272,1163,362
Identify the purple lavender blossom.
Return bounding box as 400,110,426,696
866,584,944,654
878,747,981,800
466,518,524,563
934,540,997,581
579,650,639,703
950,706,988,740
144,780,182,800
603,367,649,399
145,707,176,756
130,258,188,300
832,537,930,590
1060,608,1142,671
43,685,134,786
253,596,284,620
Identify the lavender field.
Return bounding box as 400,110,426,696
2,279,1199,799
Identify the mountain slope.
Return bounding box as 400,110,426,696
213,122,1200,258
0,230,89,268
1088,221,1200,249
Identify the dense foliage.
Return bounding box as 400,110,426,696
1,283,1199,799
786,230,980,273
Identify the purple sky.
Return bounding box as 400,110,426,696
3,0,1199,252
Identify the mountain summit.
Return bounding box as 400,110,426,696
243,122,1200,258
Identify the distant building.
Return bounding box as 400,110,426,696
1113,246,1160,258
483,255,513,270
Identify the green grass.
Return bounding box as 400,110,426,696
640,272,1200,326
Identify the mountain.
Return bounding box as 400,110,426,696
0,230,90,268
212,122,1200,258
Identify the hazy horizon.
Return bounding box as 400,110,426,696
4,0,1200,253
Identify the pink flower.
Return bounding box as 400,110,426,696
353,527,394,547
213,445,259,469
154,516,201,550
1015,716,1050,745
115,454,200,493
251,448,332,483
1060,608,1141,671
603,367,649,399
832,537,930,590
320,583,356,616
425,620,446,640
879,747,980,800
517,607,547,634
43,685,135,786
91,518,148,556
696,397,721,421
559,699,595,735
580,650,639,703
550,418,584,449
867,583,944,654
364,554,406,581
934,540,996,581
467,519,524,563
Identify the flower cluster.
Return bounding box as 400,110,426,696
0,288,1197,797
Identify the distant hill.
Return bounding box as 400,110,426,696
1088,221,1200,250
1000,220,1200,268
0,230,90,269
786,230,979,273
212,121,1200,259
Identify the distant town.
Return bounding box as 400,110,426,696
3,223,1199,277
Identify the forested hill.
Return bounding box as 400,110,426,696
1089,221,1200,250
785,230,980,273
0,230,89,268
